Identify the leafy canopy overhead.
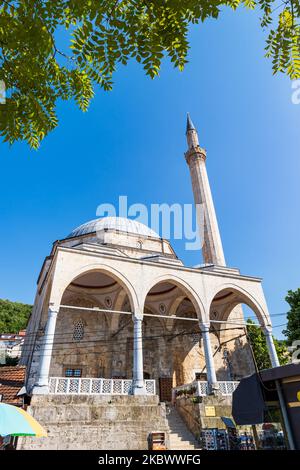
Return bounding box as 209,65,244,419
0,0,300,148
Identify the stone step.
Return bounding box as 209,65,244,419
169,429,197,437
170,439,197,445
171,445,199,450
169,425,192,431
169,434,196,441
166,407,200,451
170,440,201,447
170,433,194,438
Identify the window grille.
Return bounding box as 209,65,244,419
73,319,84,341
65,368,82,378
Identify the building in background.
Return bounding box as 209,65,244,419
0,331,26,364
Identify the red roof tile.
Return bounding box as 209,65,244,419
0,366,26,406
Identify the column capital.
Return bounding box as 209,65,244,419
133,310,143,321
199,321,210,332
262,325,273,335
48,305,59,316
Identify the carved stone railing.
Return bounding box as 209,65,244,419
49,377,156,396
174,380,239,397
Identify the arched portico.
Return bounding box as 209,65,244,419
208,283,270,327
32,267,141,394
30,257,279,398
141,274,205,322
49,263,140,314
141,278,217,397
209,285,279,371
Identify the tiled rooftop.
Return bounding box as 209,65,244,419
0,366,26,406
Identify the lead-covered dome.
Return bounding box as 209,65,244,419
68,216,160,239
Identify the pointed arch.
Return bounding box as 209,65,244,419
49,262,139,314
142,273,205,321
208,283,270,326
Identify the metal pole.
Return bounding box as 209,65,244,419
275,379,295,450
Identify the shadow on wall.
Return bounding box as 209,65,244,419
215,335,256,381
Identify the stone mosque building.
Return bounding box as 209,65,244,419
19,116,279,450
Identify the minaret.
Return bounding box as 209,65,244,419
185,114,226,266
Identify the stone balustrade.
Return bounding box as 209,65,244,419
174,380,239,397
49,377,156,396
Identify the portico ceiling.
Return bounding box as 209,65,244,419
70,272,117,289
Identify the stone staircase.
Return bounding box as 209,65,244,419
17,395,169,450
166,406,201,450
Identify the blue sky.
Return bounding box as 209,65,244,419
0,8,299,338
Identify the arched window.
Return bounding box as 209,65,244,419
73,319,84,341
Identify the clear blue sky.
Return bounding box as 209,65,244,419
0,8,299,338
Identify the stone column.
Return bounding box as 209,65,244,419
199,322,218,392
132,314,146,395
263,325,280,368
32,306,58,394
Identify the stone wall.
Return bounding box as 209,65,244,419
176,395,253,441
17,395,169,450
176,395,233,440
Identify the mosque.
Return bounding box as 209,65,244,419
18,116,279,449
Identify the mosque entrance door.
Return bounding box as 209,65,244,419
159,377,172,402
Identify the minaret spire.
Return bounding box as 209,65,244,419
185,114,226,266
186,113,199,149
186,113,195,131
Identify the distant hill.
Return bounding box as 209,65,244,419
0,299,32,333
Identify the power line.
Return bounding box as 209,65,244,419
8,317,288,356
17,331,249,360
17,324,278,358
18,312,289,341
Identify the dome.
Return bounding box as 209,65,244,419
68,216,160,239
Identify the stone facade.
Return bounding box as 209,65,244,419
176,395,233,438
17,395,169,450
176,395,252,441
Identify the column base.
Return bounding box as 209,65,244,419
31,384,49,395
208,382,220,395
133,382,147,396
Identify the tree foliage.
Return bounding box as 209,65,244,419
246,319,289,370
2,355,19,366
0,298,32,333
283,288,300,345
0,1,300,148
